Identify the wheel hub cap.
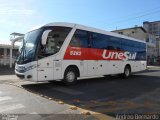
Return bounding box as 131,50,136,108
66,72,75,82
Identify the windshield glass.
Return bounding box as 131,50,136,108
16,29,42,64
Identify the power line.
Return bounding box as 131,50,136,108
107,7,160,26
116,6,160,20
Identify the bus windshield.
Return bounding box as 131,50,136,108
16,29,42,64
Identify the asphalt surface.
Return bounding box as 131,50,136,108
22,67,160,116
0,66,15,75
0,66,160,119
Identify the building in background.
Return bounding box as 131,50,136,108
143,21,160,59
143,21,160,36
112,26,157,64
0,41,19,67
0,32,24,68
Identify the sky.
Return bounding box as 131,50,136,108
0,0,160,42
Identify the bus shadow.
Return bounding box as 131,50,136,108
137,69,160,74
22,73,160,116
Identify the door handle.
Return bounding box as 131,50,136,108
38,70,44,71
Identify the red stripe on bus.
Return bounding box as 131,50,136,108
64,46,128,60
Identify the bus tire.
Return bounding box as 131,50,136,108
123,65,131,78
63,67,77,85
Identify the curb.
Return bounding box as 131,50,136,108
147,66,160,69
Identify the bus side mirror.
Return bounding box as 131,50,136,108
11,36,24,48
41,30,52,45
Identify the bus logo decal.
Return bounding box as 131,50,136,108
102,50,137,60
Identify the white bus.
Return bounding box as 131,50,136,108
14,22,147,84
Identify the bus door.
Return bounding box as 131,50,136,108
37,37,56,81
53,59,62,79
37,57,54,81
37,26,72,81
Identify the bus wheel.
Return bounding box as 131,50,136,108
123,65,131,78
63,68,77,85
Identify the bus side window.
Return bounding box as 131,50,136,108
70,36,81,47
107,36,122,51
70,30,89,48
91,32,108,49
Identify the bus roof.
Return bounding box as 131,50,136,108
30,22,146,44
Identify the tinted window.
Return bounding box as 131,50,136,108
121,38,146,60
70,30,88,48
70,30,146,60
91,33,108,49
90,33,122,51
107,36,122,50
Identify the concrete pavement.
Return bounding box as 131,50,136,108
0,84,101,120
0,75,115,120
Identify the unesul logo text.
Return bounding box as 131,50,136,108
102,50,137,60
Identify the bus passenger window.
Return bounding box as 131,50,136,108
91,33,108,49
70,30,89,48
70,36,81,47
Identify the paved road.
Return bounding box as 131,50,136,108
0,67,160,119
0,66,15,75
21,67,160,116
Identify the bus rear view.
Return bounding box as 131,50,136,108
14,22,147,85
